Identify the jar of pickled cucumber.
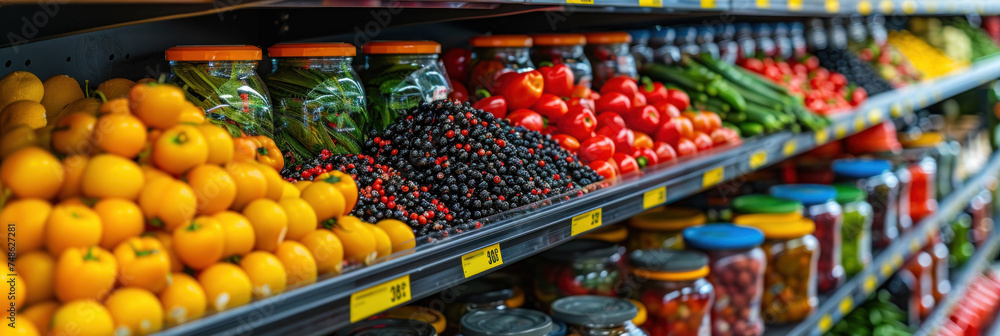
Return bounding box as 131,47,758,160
832,159,901,249
362,41,450,133
832,184,873,277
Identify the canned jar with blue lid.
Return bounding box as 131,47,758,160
461,309,553,336
337,318,437,336
832,158,901,249
770,184,844,292
551,296,641,335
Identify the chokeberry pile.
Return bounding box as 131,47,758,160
813,48,893,95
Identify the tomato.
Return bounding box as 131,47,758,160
81,154,144,200
472,96,507,119
632,147,659,169
198,263,252,311
376,219,416,253
664,89,690,111
153,124,209,175
626,105,661,134
506,109,545,132
300,229,345,275
570,85,592,99
600,77,640,100
301,180,346,223
850,86,868,106
677,117,695,140
566,97,595,112
596,112,626,129
556,268,592,296
577,135,616,163
95,113,147,158
55,246,117,302
173,216,225,270
51,112,97,156
550,134,581,153
214,211,256,258
16,252,54,305
692,131,714,151
587,160,618,180
595,124,634,155
51,300,115,336
0,199,50,254
46,204,102,257
186,164,237,215
129,83,186,130
531,94,569,120
365,223,392,259
105,288,164,335
1,147,64,199
177,102,206,124
653,119,681,148
633,131,654,150
195,123,235,165
742,58,765,73
312,171,357,215
93,198,144,250
676,138,698,157
611,153,639,175
331,216,377,264
711,127,741,146
558,106,597,141
242,199,289,253
21,301,58,335
240,251,287,298
114,237,170,292
595,92,632,115
225,162,268,211
279,197,317,241
159,273,206,325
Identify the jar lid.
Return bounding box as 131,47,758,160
454,278,515,303
900,132,944,149
733,215,815,239
461,309,553,336
540,239,619,262
628,249,709,281
731,194,803,214
584,32,632,44
769,184,838,205
627,29,652,41
268,43,356,57
362,41,441,55
579,224,628,243
336,319,437,336
682,224,765,250
385,306,447,334
628,206,706,230
532,34,586,46
550,296,637,326
627,299,647,326
831,158,892,178
832,183,866,204
470,35,533,47
166,45,262,61
547,320,567,336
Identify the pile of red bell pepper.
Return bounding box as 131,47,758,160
738,56,867,116
937,269,1000,336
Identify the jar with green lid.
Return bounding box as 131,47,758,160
627,207,706,251
445,278,515,333
533,240,625,310
629,249,714,336
730,194,803,217
362,41,450,133
460,309,553,336
265,43,366,162
832,183,873,277
337,318,437,336
167,45,273,138
530,34,593,88
386,306,448,335
550,296,646,336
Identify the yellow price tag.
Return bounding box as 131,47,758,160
756,0,770,8
701,0,715,8
819,315,833,332
783,140,797,156
566,0,594,4
702,166,724,188
461,244,503,278
350,275,411,322
825,0,840,12
815,130,829,144
864,274,877,293
836,125,848,139
839,297,854,314
901,0,917,13
639,0,663,7
788,0,802,10
749,150,767,169
857,0,872,14
868,109,882,124
890,103,902,118
879,0,894,13
571,208,602,236
643,186,667,209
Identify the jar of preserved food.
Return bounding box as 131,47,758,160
899,132,943,222
904,252,934,320
769,184,844,292
730,194,803,217
386,306,447,335
948,213,975,266
167,45,273,138
362,41,450,133
627,207,706,250
265,43,366,161
338,318,437,336
682,224,765,336
627,29,655,69
469,35,535,99
531,34,592,88
584,32,639,89
733,214,818,323
550,296,645,336
969,188,994,247
461,309,553,336
534,240,625,310
924,231,950,302
892,165,913,236
445,278,515,332
832,159,901,249
580,224,629,244
832,184,873,277
629,249,714,336
548,320,568,336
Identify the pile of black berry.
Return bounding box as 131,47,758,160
813,48,893,95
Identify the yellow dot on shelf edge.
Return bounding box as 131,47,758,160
902,0,917,14
857,0,872,15
879,0,894,13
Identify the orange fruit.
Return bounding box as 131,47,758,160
225,162,267,211
186,164,237,215
0,147,63,199
196,123,234,165
299,229,344,275
45,204,102,256
0,199,50,254
198,263,252,312
301,181,345,223
160,273,206,325
241,199,288,252
172,216,225,270
54,246,117,302
274,241,317,287
377,219,416,253
50,112,96,156
81,154,145,200
21,301,58,335
50,300,115,336
152,124,209,175
95,198,144,250
366,223,392,259
129,83,186,130
214,211,255,258
330,216,376,265
94,113,146,158
16,251,56,305
96,78,136,100
239,251,287,299
279,197,318,241
105,288,164,336
57,155,88,200
151,231,183,273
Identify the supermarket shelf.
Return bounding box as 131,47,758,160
731,0,1000,15
763,151,1000,336
153,57,1000,336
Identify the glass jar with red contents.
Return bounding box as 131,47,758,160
832,159,901,249
533,240,625,311
629,249,714,336
969,188,995,247
899,132,943,223
683,224,766,336
733,214,818,324
925,231,950,302
584,32,639,89
530,34,593,88
904,251,934,320
769,184,844,292
468,35,535,99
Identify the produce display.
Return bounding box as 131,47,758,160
888,30,967,79
823,290,912,336
811,48,892,96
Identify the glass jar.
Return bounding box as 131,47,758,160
265,43,367,162
167,45,273,138
733,215,818,324
832,184,873,277
444,278,515,333
460,309,553,336
362,41,450,133
627,207,706,251
969,188,994,247
337,318,437,336
900,132,944,222
469,35,535,99
947,213,975,266
629,249,714,336
386,306,448,335
531,34,592,88
584,32,639,89
534,240,625,310
730,194,803,218
682,225,765,336
892,166,914,236
550,296,644,336
903,252,934,320
769,184,844,292
924,231,950,302
580,224,628,244
832,159,901,249
627,29,655,70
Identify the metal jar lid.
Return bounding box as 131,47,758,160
550,296,637,326
336,318,437,336
460,309,553,336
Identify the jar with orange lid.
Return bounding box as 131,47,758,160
733,214,818,324
468,35,535,99
584,32,639,89
530,34,593,88
265,43,366,161
167,45,274,137
629,249,714,336
579,224,628,244
361,41,450,132
627,207,706,251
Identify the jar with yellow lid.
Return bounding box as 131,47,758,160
629,249,714,336
468,35,535,99
627,207,706,251
584,32,638,89
361,41,450,133
733,214,818,324
265,43,366,161
530,34,593,88
386,306,447,335
167,45,273,137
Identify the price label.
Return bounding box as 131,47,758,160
639,0,662,7
890,103,903,118
701,0,715,8
571,208,602,236
825,0,839,12
836,125,848,139
567,0,595,4
863,274,877,293
815,130,829,144
461,244,503,278
788,0,802,10
749,150,767,169
819,315,833,332
868,109,882,124
839,297,854,314
857,0,872,14
350,275,411,322
879,0,893,13
783,140,797,156
643,186,667,209
756,0,769,8
702,166,724,188
901,0,917,13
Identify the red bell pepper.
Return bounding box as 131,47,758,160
663,89,690,111
531,94,568,120
472,95,508,119
625,105,661,134
567,97,595,113
538,63,574,97
506,109,545,132
550,134,580,153
600,76,640,100
571,85,592,99
442,48,471,82
641,79,669,105
596,112,626,129
595,124,635,155
653,141,677,162
558,106,597,141
448,80,469,103
611,153,639,175
653,119,681,148
587,160,617,180
596,92,632,115
632,147,659,168
495,70,544,111
676,138,697,157
577,135,615,163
